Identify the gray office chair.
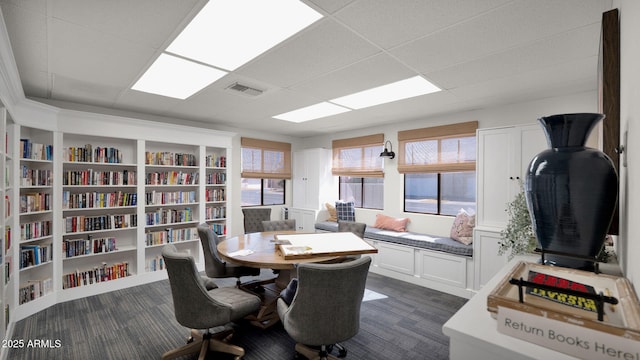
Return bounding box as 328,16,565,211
161,245,261,360
197,223,260,285
262,219,296,231
242,208,271,233
277,256,372,360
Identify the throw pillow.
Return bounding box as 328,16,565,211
279,278,298,305
373,214,410,232
450,209,475,245
335,201,356,221
325,202,338,222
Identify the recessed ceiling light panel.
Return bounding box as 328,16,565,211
166,0,323,71
131,53,227,99
273,102,351,123
330,76,441,109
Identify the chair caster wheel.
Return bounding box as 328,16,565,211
338,348,347,358
186,336,194,344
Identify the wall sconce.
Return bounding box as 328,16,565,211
380,140,395,159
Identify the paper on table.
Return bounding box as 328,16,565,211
228,249,254,257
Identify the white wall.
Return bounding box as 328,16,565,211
294,91,597,236
618,0,640,287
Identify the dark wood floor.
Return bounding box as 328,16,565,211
7,269,467,359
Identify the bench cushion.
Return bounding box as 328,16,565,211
315,221,473,257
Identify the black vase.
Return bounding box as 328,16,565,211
525,113,618,270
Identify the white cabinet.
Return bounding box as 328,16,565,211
473,229,509,289
476,125,546,228
288,208,316,232
474,124,546,289
292,148,334,210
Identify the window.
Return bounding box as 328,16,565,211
241,178,286,206
241,138,290,206
398,121,478,215
332,134,385,208
339,176,383,209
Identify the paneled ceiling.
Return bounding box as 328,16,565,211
0,0,614,137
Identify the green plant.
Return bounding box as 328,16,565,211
498,184,537,260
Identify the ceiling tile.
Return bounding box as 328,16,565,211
334,0,512,49
427,23,600,89
51,73,122,107
51,0,202,48
290,53,416,99
0,2,48,74
391,0,610,73
305,0,356,14
0,0,47,15
50,18,157,88
236,18,381,88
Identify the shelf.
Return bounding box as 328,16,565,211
19,210,52,216
63,246,137,261
62,184,137,189
63,227,137,236
145,239,199,249
19,260,53,272
19,185,53,190
145,164,198,169
145,184,199,187
63,161,137,167
62,205,137,212
145,202,199,208
19,235,53,244
19,158,52,164
145,220,198,229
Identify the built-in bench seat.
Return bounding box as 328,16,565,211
315,221,475,298
314,221,473,257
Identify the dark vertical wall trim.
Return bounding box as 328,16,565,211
600,8,620,235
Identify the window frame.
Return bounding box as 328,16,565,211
338,176,384,210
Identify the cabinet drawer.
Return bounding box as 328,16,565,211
376,242,414,275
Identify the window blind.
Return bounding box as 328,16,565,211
331,134,384,177
397,121,478,174
241,137,291,179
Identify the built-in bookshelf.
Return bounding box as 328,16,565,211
143,142,201,273
17,126,54,306
0,111,233,329
61,135,138,291
204,147,227,238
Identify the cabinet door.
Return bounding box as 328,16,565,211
518,125,547,179
473,229,509,290
292,150,308,209
476,127,515,228
288,208,316,232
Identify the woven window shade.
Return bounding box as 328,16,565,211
241,137,291,179
332,134,384,177
398,121,478,174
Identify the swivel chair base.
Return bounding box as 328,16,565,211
295,343,347,360
162,328,245,360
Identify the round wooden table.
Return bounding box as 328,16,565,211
217,231,339,270
217,231,339,329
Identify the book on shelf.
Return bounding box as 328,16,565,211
20,139,53,161
62,261,130,289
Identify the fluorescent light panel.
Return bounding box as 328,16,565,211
131,53,227,99
273,102,351,123
166,0,323,71
330,76,441,109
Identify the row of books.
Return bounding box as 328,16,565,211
206,172,226,185
206,188,226,202
145,208,193,226
145,171,199,185
206,206,226,220
62,261,130,289
5,259,11,285
63,236,117,258
145,151,197,166
20,220,51,241
147,256,165,272
63,145,124,163
5,226,10,252
19,192,51,213
18,277,53,305
63,214,138,233
210,223,226,236
20,139,53,161
62,169,136,186
20,167,52,186
62,191,137,209
205,154,226,168
20,243,53,269
145,227,198,246
145,190,196,206
5,195,10,217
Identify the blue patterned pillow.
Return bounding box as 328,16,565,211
335,201,355,221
